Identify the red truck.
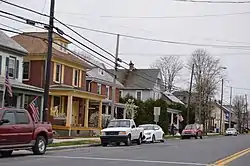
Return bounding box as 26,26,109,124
0,108,53,157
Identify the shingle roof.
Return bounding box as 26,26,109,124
162,91,185,105
87,63,124,88
107,68,161,89
0,30,28,54
12,32,89,67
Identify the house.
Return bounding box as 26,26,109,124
161,91,185,106
108,61,164,101
12,32,106,136
208,102,237,133
86,63,126,119
172,90,199,105
0,31,43,109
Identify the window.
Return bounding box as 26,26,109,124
136,91,142,100
8,57,15,78
2,111,16,125
73,69,80,87
119,90,123,98
16,111,30,124
55,64,61,83
97,83,101,94
106,86,109,99
98,68,104,76
23,62,30,80
54,96,61,107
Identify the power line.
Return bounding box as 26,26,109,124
174,0,250,3
56,10,250,19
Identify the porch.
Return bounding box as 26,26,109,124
48,88,105,136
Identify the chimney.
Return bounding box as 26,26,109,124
129,61,134,71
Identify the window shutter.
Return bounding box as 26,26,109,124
16,60,19,78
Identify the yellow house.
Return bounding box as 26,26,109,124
12,32,106,136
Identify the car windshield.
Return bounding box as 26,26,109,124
107,120,130,128
185,124,196,129
139,125,154,130
227,128,236,131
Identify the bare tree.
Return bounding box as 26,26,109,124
151,56,183,92
233,95,245,132
188,49,224,123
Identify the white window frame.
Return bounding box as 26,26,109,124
8,57,16,78
55,63,62,83
73,69,80,87
22,61,30,81
135,90,142,100
97,83,102,94
106,86,109,99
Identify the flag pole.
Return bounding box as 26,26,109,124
1,67,7,108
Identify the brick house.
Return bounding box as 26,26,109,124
12,32,105,136
86,63,126,119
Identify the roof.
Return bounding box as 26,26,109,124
0,30,28,54
12,32,90,68
162,91,185,105
87,63,124,88
107,68,161,89
215,102,234,114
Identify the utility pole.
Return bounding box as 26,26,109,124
43,0,55,122
245,94,248,129
187,64,194,125
229,87,232,128
198,70,202,124
219,79,224,134
111,34,120,119
246,94,249,129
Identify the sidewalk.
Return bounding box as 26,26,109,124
53,137,100,143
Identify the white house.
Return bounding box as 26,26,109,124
0,31,43,109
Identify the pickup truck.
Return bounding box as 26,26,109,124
100,119,144,147
0,108,53,157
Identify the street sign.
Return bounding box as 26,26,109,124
154,107,160,115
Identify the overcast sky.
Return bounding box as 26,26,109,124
1,0,250,103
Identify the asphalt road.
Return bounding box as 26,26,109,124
1,134,250,166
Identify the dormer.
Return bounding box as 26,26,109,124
52,33,71,53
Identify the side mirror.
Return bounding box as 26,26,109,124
131,125,135,128
0,119,9,125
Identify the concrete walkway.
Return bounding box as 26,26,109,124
53,137,100,143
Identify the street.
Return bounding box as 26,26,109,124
1,135,250,166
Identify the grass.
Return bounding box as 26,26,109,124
48,140,101,147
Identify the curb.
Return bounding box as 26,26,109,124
47,143,101,151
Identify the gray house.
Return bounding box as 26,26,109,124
108,61,164,101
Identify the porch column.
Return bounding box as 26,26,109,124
176,114,180,136
84,99,89,128
66,95,73,127
21,93,25,108
123,108,126,119
40,96,44,122
98,101,102,128
171,113,174,125
105,105,109,115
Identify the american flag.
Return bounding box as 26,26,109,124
29,96,40,122
5,68,12,97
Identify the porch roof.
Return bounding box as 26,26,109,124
102,99,126,108
49,86,105,101
167,108,182,114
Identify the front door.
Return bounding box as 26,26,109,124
72,100,79,126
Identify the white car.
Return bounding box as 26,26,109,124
139,124,165,143
100,119,144,146
225,128,238,136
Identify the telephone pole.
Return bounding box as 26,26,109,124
229,86,232,128
187,64,194,125
111,34,120,119
43,0,55,122
219,79,224,134
245,94,248,129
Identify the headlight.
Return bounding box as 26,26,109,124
119,131,127,135
145,132,151,135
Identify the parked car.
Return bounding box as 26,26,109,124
225,128,238,136
139,124,165,143
0,108,53,157
181,124,203,139
100,119,144,147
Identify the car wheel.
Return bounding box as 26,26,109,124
32,136,47,155
0,150,13,157
116,142,120,146
181,136,185,139
102,143,108,147
125,135,132,146
194,134,198,139
137,134,142,145
160,134,165,142
151,135,156,143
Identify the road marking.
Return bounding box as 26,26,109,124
40,155,208,165
212,148,250,165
